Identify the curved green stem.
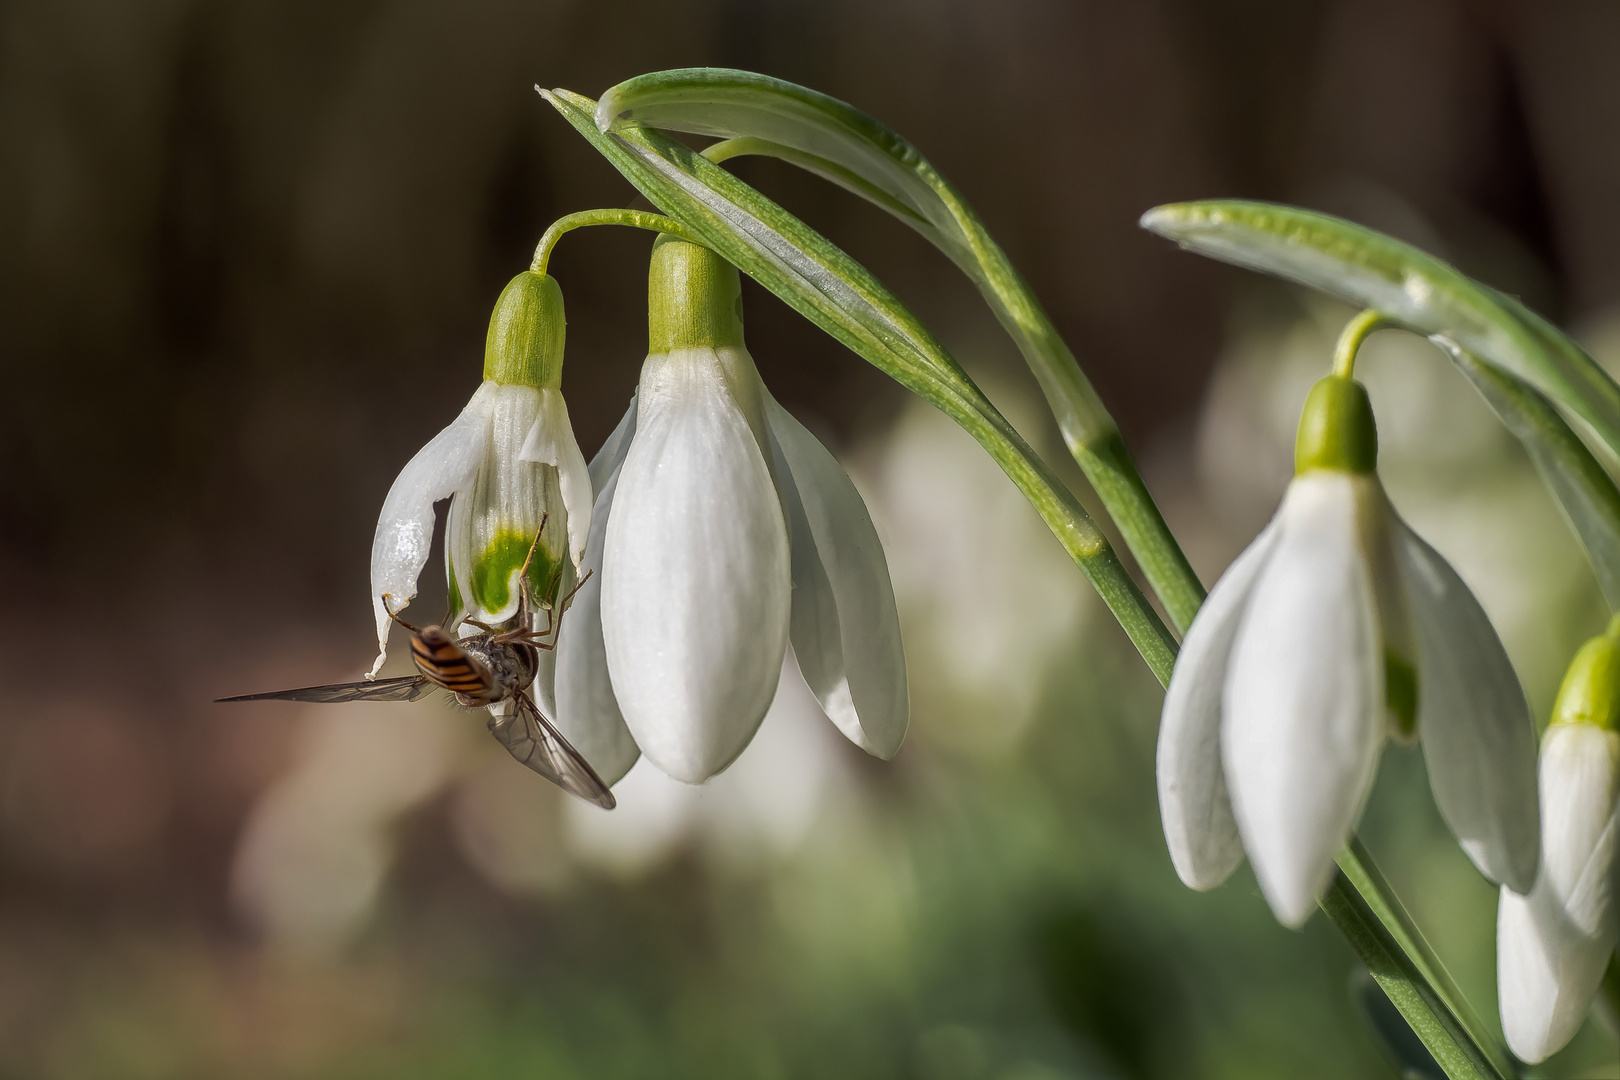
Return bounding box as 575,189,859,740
531,209,700,276
1333,310,1394,379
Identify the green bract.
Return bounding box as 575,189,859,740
1141,200,1620,611
1139,200,1620,452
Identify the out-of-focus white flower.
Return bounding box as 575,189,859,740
231,697,456,954
562,648,842,876
1159,369,1540,927
367,271,592,698
1497,622,1620,1063
871,383,1092,752
557,236,908,784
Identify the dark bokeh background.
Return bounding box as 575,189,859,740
3,1,1619,1076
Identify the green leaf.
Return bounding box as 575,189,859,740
540,86,1179,682
1140,200,1620,462
594,68,1205,633
1435,338,1620,608
595,69,963,263
1328,843,1514,1080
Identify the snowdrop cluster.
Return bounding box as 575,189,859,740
362,205,1610,1063
1158,360,1541,926
369,235,908,789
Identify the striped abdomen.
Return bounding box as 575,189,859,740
411,627,498,705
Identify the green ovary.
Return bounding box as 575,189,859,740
471,528,563,615
1386,650,1419,741
446,555,464,623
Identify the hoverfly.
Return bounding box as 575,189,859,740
218,524,615,809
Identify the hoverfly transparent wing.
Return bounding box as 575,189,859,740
487,692,616,809
216,675,435,704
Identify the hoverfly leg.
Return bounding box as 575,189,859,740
381,593,424,635
556,568,593,612
513,516,551,624
500,569,593,650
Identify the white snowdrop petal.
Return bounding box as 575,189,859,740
1498,858,1618,1062
444,487,476,627
601,348,791,783
1223,474,1386,928
764,396,908,759
1499,883,1578,1064
1496,723,1618,1063
1539,724,1620,936
588,395,637,495
368,382,495,676
1395,521,1540,893
519,389,594,571
1158,520,1281,891
554,460,641,786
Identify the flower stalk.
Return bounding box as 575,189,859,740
529,208,699,277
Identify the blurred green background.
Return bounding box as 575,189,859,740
2,0,1619,1076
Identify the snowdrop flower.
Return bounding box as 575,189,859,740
554,236,908,784
369,270,592,681
1158,314,1540,927
1497,620,1620,1063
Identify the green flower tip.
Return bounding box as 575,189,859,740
1551,625,1620,732
1295,376,1378,475
647,235,745,354
485,271,566,390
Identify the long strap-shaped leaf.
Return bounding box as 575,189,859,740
546,84,1510,1080
1435,338,1620,608
538,88,1177,683
592,68,1204,632
1328,846,1510,1080
1140,200,1620,462
1338,840,1519,1079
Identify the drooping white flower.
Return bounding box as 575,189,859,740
557,236,909,784
1497,624,1620,1064
368,270,593,692
1159,369,1540,927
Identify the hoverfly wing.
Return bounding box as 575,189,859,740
216,675,435,704
487,694,616,810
